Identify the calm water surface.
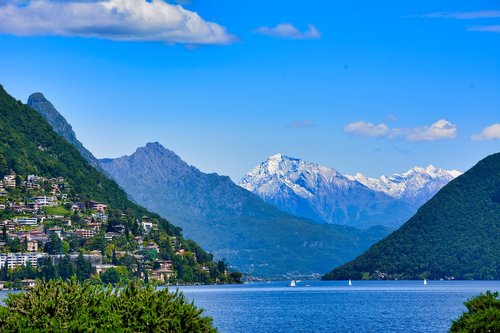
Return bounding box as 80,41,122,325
1,280,499,333
176,280,499,333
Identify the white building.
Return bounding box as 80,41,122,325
3,175,16,188
142,221,153,233
0,253,47,269
15,217,38,226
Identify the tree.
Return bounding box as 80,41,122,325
39,257,58,281
450,291,500,332
100,267,121,285
44,232,62,255
75,253,94,282
0,152,8,177
1,225,7,242
58,255,75,280
0,279,216,332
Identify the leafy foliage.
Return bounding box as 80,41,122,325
0,278,216,332
449,291,500,333
323,152,500,280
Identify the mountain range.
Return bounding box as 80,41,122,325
239,154,460,228
323,152,500,280
98,143,391,276
28,93,392,277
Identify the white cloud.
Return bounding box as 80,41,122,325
394,119,458,141
421,10,500,19
345,119,458,141
467,25,500,33
471,123,500,141
255,23,321,39
344,121,389,137
0,0,234,44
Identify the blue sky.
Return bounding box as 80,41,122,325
0,0,499,181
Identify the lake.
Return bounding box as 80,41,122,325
176,280,500,333
1,280,499,332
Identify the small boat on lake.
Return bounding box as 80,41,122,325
348,279,352,286
423,279,428,285
289,280,297,287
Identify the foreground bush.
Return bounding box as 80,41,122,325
0,278,216,332
449,291,500,333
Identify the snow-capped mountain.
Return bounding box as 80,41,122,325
239,154,416,228
239,154,461,228
347,166,462,206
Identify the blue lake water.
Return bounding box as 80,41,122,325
175,280,500,333
1,280,499,332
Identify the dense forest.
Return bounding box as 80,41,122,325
323,152,500,280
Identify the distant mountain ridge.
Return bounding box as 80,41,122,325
100,143,392,276
323,152,500,280
27,93,392,277
347,165,461,207
239,154,460,228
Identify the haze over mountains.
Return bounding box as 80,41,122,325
240,154,461,228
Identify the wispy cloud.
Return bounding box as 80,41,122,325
286,120,316,129
467,25,500,33
471,123,500,141
254,23,321,40
344,121,389,137
420,10,500,19
344,119,458,142
0,0,234,44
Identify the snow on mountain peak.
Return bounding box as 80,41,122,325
349,165,462,205
239,155,461,227
240,154,344,199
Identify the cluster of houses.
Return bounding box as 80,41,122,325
0,173,193,289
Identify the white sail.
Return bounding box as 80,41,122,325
423,279,427,285
348,279,352,286
290,280,296,287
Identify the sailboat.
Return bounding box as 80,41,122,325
348,279,352,286
289,280,297,287
423,279,428,285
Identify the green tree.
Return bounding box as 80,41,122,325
58,255,75,280
449,291,500,332
75,253,94,282
0,152,8,177
100,267,121,285
44,232,62,255
0,278,216,332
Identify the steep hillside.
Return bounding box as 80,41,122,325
0,85,232,284
323,153,500,280
100,143,392,277
27,93,100,169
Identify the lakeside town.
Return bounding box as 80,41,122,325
0,173,241,289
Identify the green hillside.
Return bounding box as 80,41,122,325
0,85,237,285
0,86,178,235
323,152,500,280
